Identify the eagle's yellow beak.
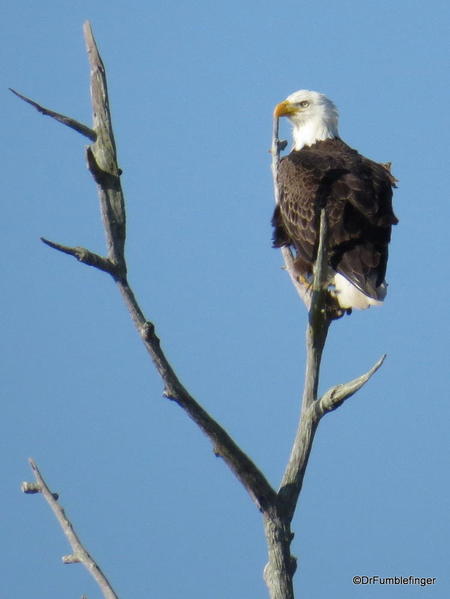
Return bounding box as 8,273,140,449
273,100,298,118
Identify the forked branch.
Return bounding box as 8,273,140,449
13,21,275,514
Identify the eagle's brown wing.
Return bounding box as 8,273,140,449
272,139,398,299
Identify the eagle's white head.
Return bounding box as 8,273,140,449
274,90,339,150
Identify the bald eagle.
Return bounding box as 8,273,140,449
272,90,398,310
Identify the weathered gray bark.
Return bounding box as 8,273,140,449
15,22,385,599
22,459,119,599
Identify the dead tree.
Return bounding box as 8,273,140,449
16,22,385,599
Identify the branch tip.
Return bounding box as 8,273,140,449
41,237,117,276
26,458,119,597
21,481,41,494
317,353,386,415
62,554,82,564
9,88,96,140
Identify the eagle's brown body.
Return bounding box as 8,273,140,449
272,138,398,302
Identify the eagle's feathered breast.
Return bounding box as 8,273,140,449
272,138,398,302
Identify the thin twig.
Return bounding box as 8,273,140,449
40,237,117,276
9,88,96,140
315,354,386,416
270,114,312,310
23,459,119,599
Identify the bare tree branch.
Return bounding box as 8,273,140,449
83,23,126,271
40,237,117,276
9,88,96,140
15,21,276,514
315,353,386,416
83,21,276,512
277,209,331,521
22,459,119,599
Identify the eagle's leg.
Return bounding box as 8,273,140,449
324,292,350,320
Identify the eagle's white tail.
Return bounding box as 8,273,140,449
332,273,385,310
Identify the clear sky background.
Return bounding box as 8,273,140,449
3,1,449,597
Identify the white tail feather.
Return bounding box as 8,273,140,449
332,273,385,310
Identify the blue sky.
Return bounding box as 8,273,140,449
3,1,449,597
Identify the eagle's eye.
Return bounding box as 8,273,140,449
298,100,310,108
